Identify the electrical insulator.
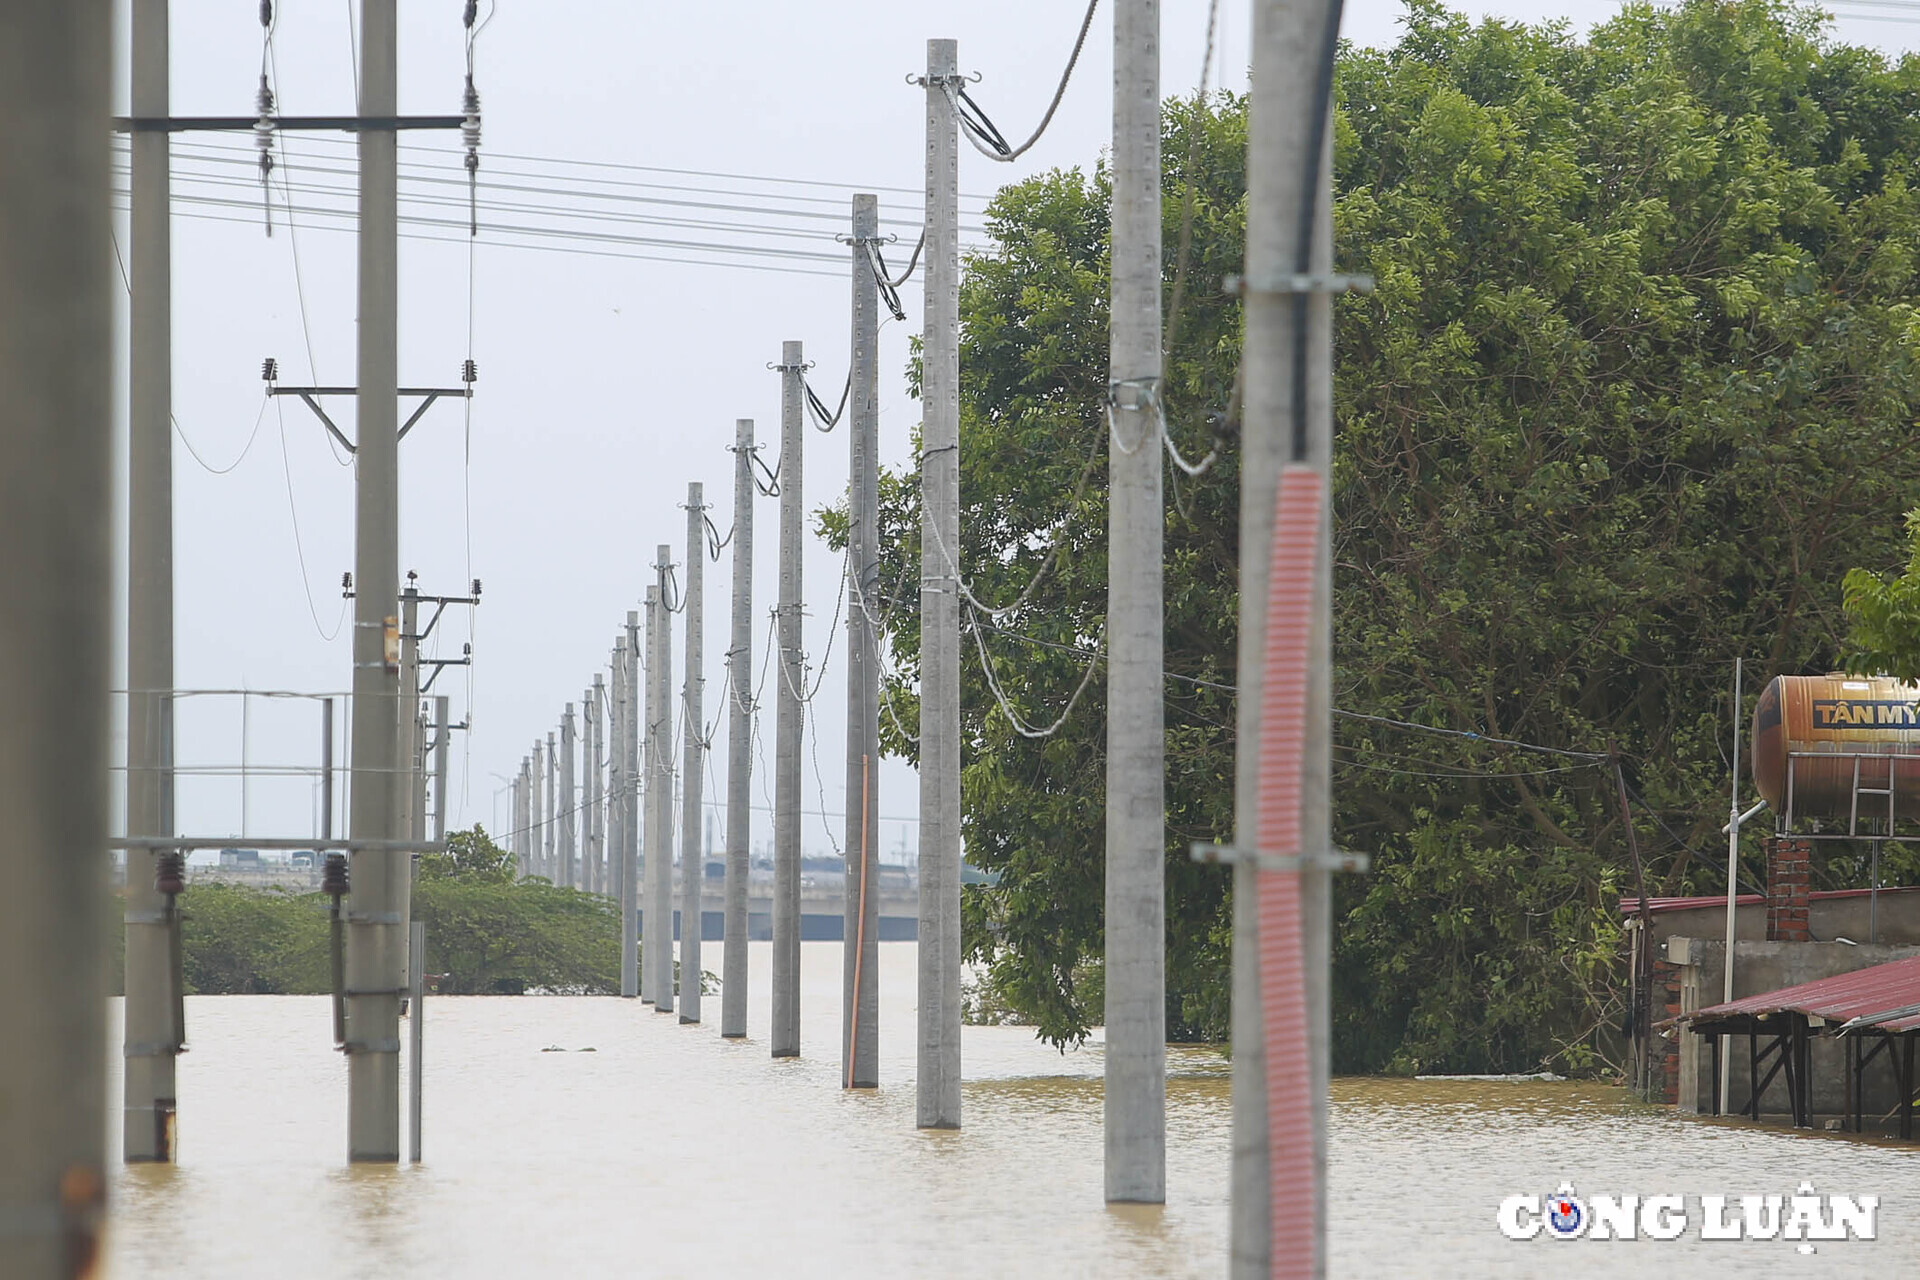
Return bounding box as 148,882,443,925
255,75,276,236
260,2,273,29
261,357,278,383
461,359,479,384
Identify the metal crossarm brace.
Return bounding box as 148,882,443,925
267,385,473,453
1188,841,1371,874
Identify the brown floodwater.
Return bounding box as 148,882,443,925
100,942,1920,1277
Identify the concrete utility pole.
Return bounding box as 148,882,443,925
681,484,708,1022
918,37,964,1129
622,612,641,997
1106,0,1167,1203
1235,0,1338,1271
588,677,605,895
610,639,627,936
723,420,756,1038
0,1,113,1266
124,0,181,1165
650,550,677,1014
512,763,527,874
531,737,545,878
844,196,883,1089
642,585,661,1003
545,731,558,878
773,342,807,1058
560,705,577,890
346,0,405,1162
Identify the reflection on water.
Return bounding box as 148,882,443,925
102,943,1920,1277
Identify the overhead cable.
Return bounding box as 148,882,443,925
945,0,1102,163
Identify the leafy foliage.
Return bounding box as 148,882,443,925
870,0,1920,1071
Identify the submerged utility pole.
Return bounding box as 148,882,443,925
642,584,661,1004
844,196,883,1089
124,0,181,1165
560,705,577,890
1235,0,1339,1271
346,0,404,1162
723,420,756,1038
681,484,708,1022
622,611,641,997
1,1,113,1266
917,37,964,1129
1106,0,1167,1203
773,342,806,1058
650,550,677,1014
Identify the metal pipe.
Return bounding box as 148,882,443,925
408,919,424,1163
1721,657,1741,1118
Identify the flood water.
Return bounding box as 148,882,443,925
102,941,1920,1277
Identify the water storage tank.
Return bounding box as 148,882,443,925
1751,674,1920,821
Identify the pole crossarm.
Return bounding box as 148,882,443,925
1189,842,1371,875
112,115,464,133
268,384,474,453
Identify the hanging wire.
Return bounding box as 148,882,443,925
804,696,843,855
805,372,850,432
966,605,1105,739
274,397,347,642
749,446,782,496
943,0,1101,163
864,240,908,320
703,512,733,559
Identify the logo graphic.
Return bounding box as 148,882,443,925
1544,1186,1585,1240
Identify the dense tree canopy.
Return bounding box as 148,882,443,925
866,0,1920,1072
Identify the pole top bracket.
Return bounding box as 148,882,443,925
1189,841,1371,874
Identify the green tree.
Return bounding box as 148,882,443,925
869,0,1920,1072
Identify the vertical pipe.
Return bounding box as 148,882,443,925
1106,0,1166,1202
1722,657,1741,1111
774,343,806,1057
0,1,113,1263
347,0,403,1163
399,587,421,849
724,421,756,1037
560,705,577,890
321,698,335,846
844,197,882,1088
682,485,708,1021
1238,0,1336,1268
642,586,661,1003
652,552,677,1014
622,612,641,997
918,37,964,1129
408,919,424,1163
125,0,179,1150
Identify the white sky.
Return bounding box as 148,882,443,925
107,1,1918,859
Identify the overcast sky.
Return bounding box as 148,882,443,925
107,0,1918,860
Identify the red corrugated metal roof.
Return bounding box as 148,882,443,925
1619,886,1920,916
1679,954,1920,1033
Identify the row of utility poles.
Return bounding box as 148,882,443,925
493,11,1339,1274
4,3,1338,1276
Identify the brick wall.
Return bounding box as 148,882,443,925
1766,837,1812,942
